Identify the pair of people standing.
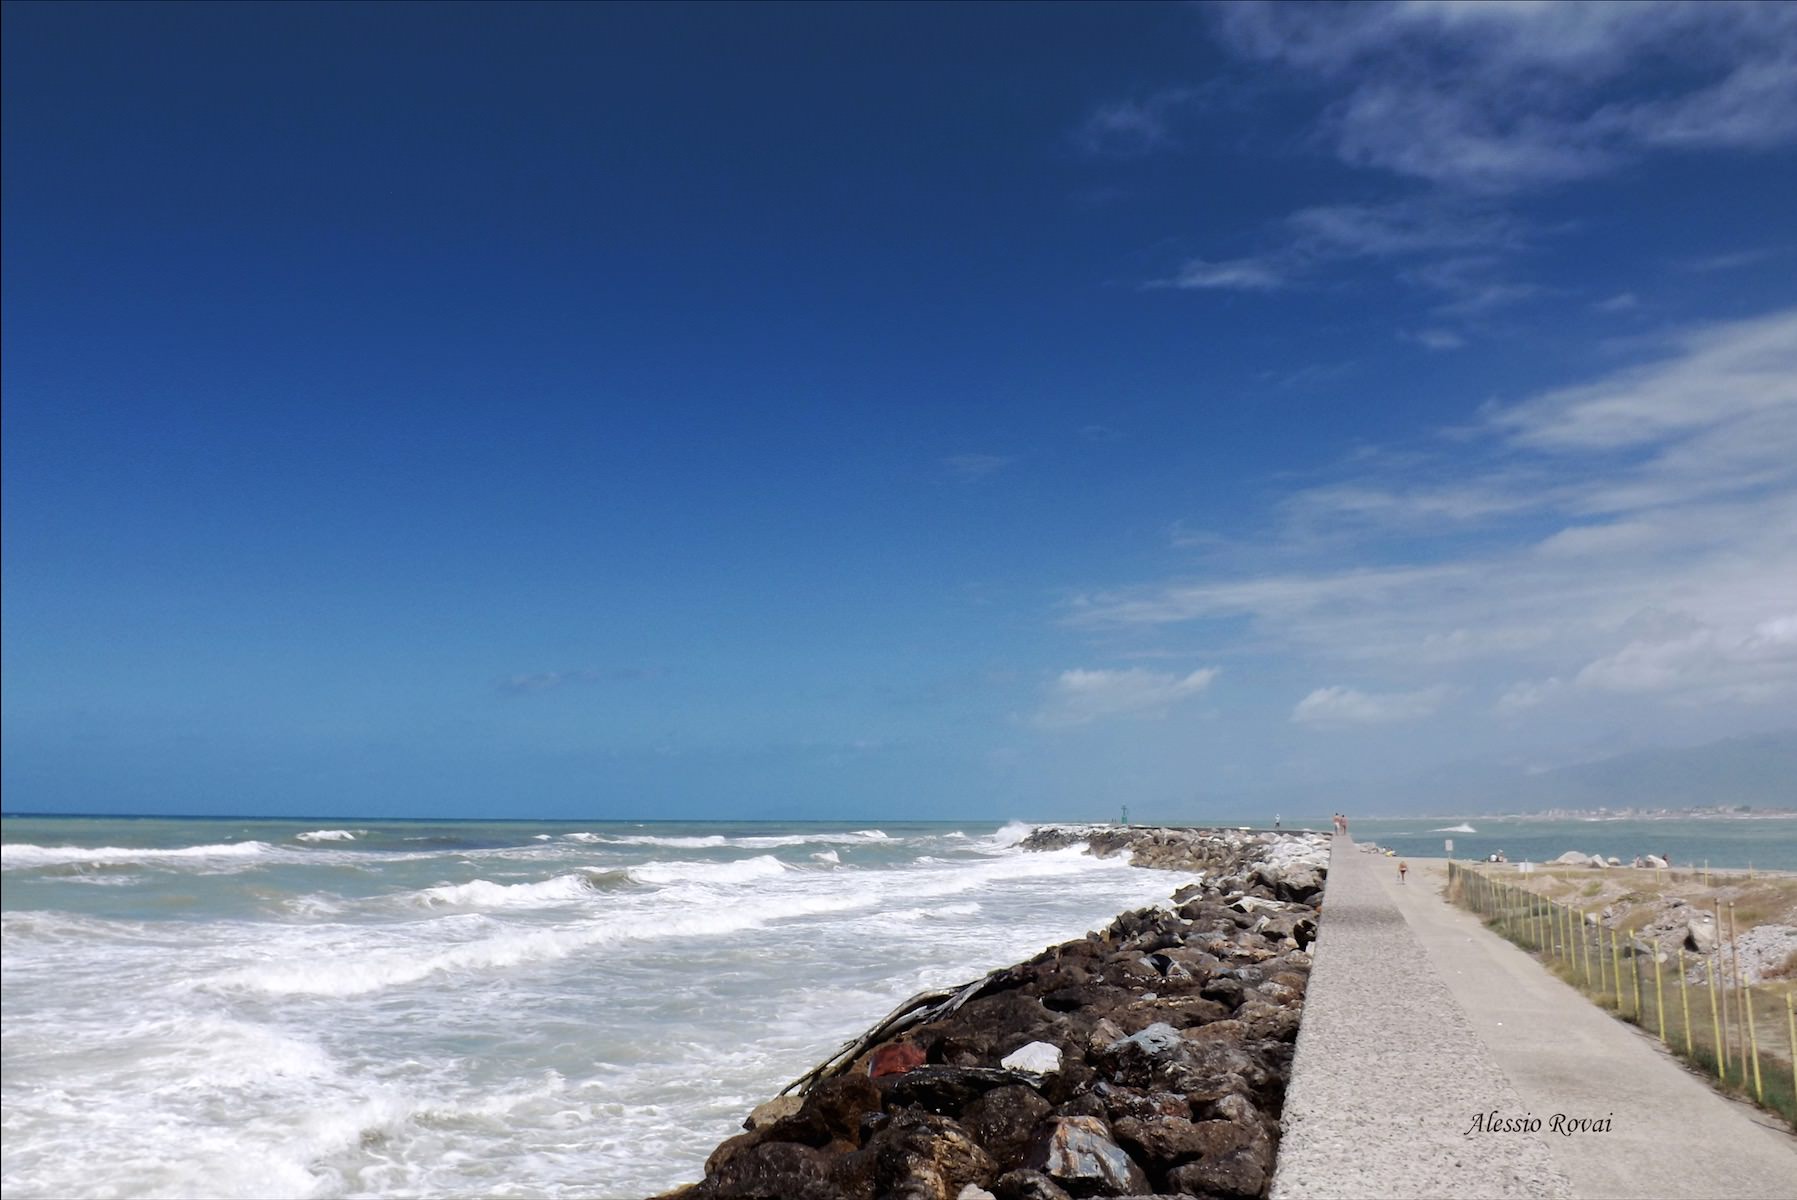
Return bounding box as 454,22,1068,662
1331,812,1351,835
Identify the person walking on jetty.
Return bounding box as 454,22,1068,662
1398,859,1408,884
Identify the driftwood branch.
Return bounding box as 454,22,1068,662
778,968,1004,1096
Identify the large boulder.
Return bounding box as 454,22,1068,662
708,1140,841,1200
1161,1114,1274,1199
991,1170,1073,1200
1552,851,1589,865
1110,1113,1208,1171
878,1066,1039,1117
1685,914,1719,954
873,1111,997,1200
961,1084,1053,1169
1022,1116,1150,1197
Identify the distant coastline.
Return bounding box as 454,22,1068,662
1384,807,1797,822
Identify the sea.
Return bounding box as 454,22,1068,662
4,812,1791,1200
0,816,1178,1199
1343,814,1797,872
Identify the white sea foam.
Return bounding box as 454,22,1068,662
218,889,866,997
591,833,731,848
405,870,625,910
628,854,791,885
1,841,275,868
989,820,1034,848
296,829,358,842
2,817,1184,1197
734,829,891,848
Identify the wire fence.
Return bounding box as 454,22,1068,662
1446,861,1796,1128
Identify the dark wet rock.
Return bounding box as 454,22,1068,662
1161,1115,1274,1198
992,1170,1074,1200
962,1084,1054,1169
872,1111,996,1200
1091,1081,1189,1123
932,993,1065,1065
708,1139,840,1200
878,1066,1041,1116
1023,1116,1149,1197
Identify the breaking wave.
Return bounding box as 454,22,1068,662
404,870,631,909
2,841,275,869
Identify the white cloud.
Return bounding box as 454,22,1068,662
1074,88,1199,156
1408,328,1466,351
1491,308,1797,452
1209,1,1797,193
1594,291,1639,313
1067,308,1797,712
1035,667,1218,727
1574,614,1797,702
1678,246,1788,273
1286,200,1528,257
1291,685,1450,725
1156,256,1289,292
1152,199,1532,300
1496,677,1566,715
941,453,1017,481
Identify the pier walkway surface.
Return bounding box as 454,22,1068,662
1272,838,1797,1200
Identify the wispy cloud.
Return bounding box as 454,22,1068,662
1034,666,1218,727
1594,291,1639,313
941,453,1017,481
498,668,661,696
1153,198,1539,309
1067,308,1797,711
1209,1,1797,193
1676,246,1790,273
1496,677,1567,715
1152,256,1289,292
1292,684,1450,725
1406,328,1466,351
1074,88,1201,156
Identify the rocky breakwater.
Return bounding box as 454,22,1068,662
658,827,1329,1200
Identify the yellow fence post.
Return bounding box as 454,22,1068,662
1787,993,1795,1112
1679,948,1694,1055
1604,921,1614,1001
1714,902,1729,1069
1728,902,1749,1084
1745,984,1763,1102
1631,938,1643,1021
1581,912,1593,987
1610,927,1623,1012
1708,958,1726,1081
1654,950,1667,1045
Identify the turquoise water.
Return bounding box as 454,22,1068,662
1337,815,1797,871
1,816,1179,1199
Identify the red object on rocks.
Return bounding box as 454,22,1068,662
869,1041,926,1078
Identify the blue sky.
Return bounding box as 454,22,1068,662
4,2,1795,820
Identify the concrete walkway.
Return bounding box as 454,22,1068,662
1273,838,1797,1200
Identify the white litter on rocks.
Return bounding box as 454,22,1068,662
999,1040,1063,1074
